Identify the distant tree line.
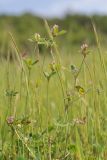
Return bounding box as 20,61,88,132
0,13,107,56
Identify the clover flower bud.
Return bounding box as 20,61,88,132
7,116,14,125
81,43,88,57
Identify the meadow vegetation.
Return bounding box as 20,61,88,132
1,14,107,56
0,17,107,160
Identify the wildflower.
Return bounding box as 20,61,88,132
34,33,41,42
75,85,85,95
51,24,66,37
51,24,59,37
73,117,86,125
7,116,14,125
81,43,88,57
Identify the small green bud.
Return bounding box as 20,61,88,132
52,24,59,36
49,61,56,72
34,33,41,42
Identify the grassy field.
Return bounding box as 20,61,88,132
0,20,107,160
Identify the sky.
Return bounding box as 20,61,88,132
0,0,107,18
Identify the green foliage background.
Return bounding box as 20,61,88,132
0,13,107,56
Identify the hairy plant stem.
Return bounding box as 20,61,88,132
13,125,36,159
25,69,31,115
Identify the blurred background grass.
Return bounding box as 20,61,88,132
0,14,107,58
